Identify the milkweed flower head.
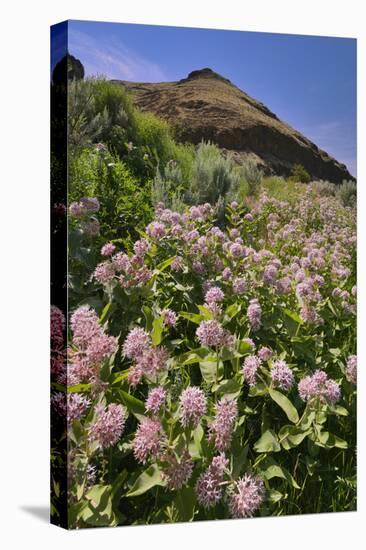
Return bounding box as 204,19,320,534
196,320,224,347
133,238,150,258
222,267,233,281
101,242,116,256
89,403,127,449
345,355,357,385
69,197,100,218
162,309,177,327
67,393,91,424
242,355,262,386
162,449,194,490
171,256,185,272
271,360,295,391
205,286,224,304
210,397,238,451
196,454,229,508
258,347,273,361
233,278,247,295
228,474,265,518
70,306,101,348
93,261,115,284
136,346,170,377
298,369,341,404
123,328,151,359
179,386,207,428
132,417,165,464
247,299,262,331
69,306,118,376
51,305,65,350
145,386,167,415
146,221,166,239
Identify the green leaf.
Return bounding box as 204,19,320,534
197,305,214,319
332,405,349,417
67,383,92,393
224,303,241,322
200,360,222,385
279,425,312,450
253,429,281,453
155,256,175,273
174,487,196,522
151,316,164,346
179,311,203,325
142,305,154,331
127,464,165,497
269,388,299,423
110,369,130,385
177,348,209,366
99,302,111,323
213,377,242,399
238,340,254,355
81,485,116,526
267,489,284,503
283,308,302,337
260,460,300,489
118,390,145,417
231,444,249,478
313,431,348,449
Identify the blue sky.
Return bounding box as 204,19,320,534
52,20,357,176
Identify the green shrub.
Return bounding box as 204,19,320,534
311,180,337,197
185,142,242,205
68,78,111,151
288,163,311,184
337,180,357,207
262,176,305,202
240,158,263,195
69,147,152,242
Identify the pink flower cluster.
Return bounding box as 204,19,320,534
270,360,295,391
298,369,341,405
258,346,272,361
228,474,265,518
196,320,233,348
209,397,238,451
94,240,152,288
205,286,224,304
345,355,357,385
89,403,127,449
247,299,262,331
67,393,91,424
68,306,118,384
179,386,207,428
51,305,65,350
196,454,229,508
50,306,66,380
101,242,116,256
242,355,262,386
145,386,167,414
69,197,100,218
123,327,169,386
132,417,165,464
162,308,177,327
123,328,151,359
162,449,194,490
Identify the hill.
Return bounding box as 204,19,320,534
113,68,353,183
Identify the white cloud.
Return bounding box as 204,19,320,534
68,28,169,82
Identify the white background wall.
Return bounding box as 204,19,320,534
0,1,364,548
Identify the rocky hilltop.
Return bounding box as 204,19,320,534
113,68,353,183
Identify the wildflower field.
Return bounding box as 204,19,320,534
51,77,356,528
